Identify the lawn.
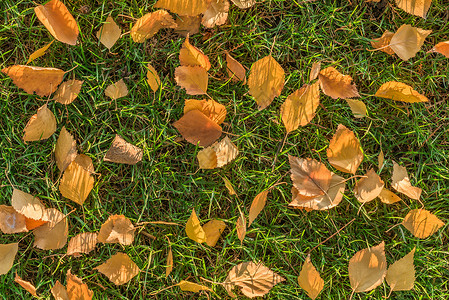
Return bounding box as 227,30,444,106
0,0,448,299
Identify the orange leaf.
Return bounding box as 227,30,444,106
154,0,211,16
175,66,208,95
226,52,246,83
179,36,211,70
130,10,176,43
95,252,140,285
248,190,269,226
327,124,363,174
318,67,360,99
173,110,222,147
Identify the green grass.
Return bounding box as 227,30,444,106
1,0,449,299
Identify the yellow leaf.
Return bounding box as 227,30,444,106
353,169,384,203
375,81,428,103
389,24,431,61
203,219,226,247
226,52,246,83
184,98,227,124
197,136,238,169
55,126,78,172
318,67,360,99
27,40,54,64
395,0,432,18
178,280,211,292
23,104,57,142
67,232,98,256
297,255,324,300
0,243,18,275
104,135,143,165
105,79,128,100
391,161,422,200
429,41,449,58
97,215,135,245
289,156,332,198
179,36,211,70
53,79,83,104
327,124,363,174
230,0,256,8
95,252,140,285
33,208,68,250
248,190,269,226
202,0,230,28
386,248,415,292
186,209,207,243
378,188,402,204
130,10,176,43
14,274,38,297
173,110,222,147
11,188,46,221
175,66,208,95
154,0,211,16
345,99,367,118
371,31,395,55
50,281,69,300
96,16,121,49
146,64,161,92
222,176,237,195
59,158,94,205
402,209,444,238
66,270,93,299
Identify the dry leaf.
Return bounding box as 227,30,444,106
236,211,246,243
51,281,69,300
23,104,57,142
1,65,64,96
395,0,432,18
53,79,83,104
289,156,332,198
184,98,226,124
389,24,431,61
354,169,384,203
297,255,324,300
173,109,222,147
197,136,238,169
147,64,161,92
248,190,269,226
402,209,444,238
66,270,93,299
98,215,135,245
130,10,177,43
104,135,143,165
202,0,229,28
67,232,98,256
197,147,217,169
223,176,237,195
348,241,387,292
224,261,285,298
318,67,360,99
378,149,384,170
74,154,95,173
55,126,78,172
231,0,256,8
281,82,320,133
97,16,121,49
203,219,226,247
59,158,95,205
346,99,367,118
226,52,246,83
25,217,48,230
186,209,207,243
34,0,79,45
371,31,395,55
166,246,173,277
33,208,68,250
11,188,46,221
429,41,449,58
105,79,128,100
391,161,422,200
378,188,402,204
27,40,54,64
327,124,363,174
175,66,208,94
174,15,201,37
386,248,415,291
178,280,211,292
154,0,211,16
95,252,140,285
248,55,285,110
0,205,28,234
0,243,18,275
309,62,321,81
375,81,429,103
14,274,37,297
179,36,211,70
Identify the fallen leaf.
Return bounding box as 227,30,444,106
11,188,46,221
59,157,95,205
211,136,239,168
348,241,387,292
226,52,246,83
230,0,256,8
248,190,269,226
186,209,207,243
25,217,48,230
395,0,432,18
197,147,217,169
389,24,431,61
202,0,229,28
104,135,143,165
0,205,27,234
98,215,135,245
174,15,201,37
378,188,402,204
222,176,237,195
14,274,37,297
224,261,285,298
51,281,69,300
67,232,98,256
248,55,285,110
391,161,422,200
175,66,208,95
378,149,384,170
318,67,360,99
66,270,93,299
281,82,320,133
97,16,121,49
154,0,211,16
74,154,95,173
371,31,395,55
34,0,79,45
130,10,177,43
53,79,83,104
375,81,429,103
309,62,321,81
95,252,140,285
346,99,367,118
105,79,128,100
402,209,444,238
429,41,449,58
173,109,222,147
297,255,324,300
146,64,161,92
179,36,211,70
184,98,226,124
178,280,211,292
327,124,363,174
386,248,415,292
166,246,173,276
55,126,78,172
203,219,227,247
289,156,332,198
0,243,18,275
27,40,54,64
236,211,246,243
33,208,68,250
23,104,57,142
354,169,384,203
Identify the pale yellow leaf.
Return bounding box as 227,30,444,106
327,124,363,174
146,64,161,92
105,79,128,100
14,274,37,297
23,104,57,142
386,248,415,291
203,219,226,247
0,243,18,275
67,232,98,256
104,135,143,165
95,252,140,285
318,67,360,99
33,208,68,250
202,0,229,28
378,188,402,204
402,209,444,238
53,79,83,104
27,40,54,64
178,280,211,292
375,81,428,103
175,66,208,95
389,24,431,61
130,10,176,43
173,110,222,147
11,188,46,221
98,215,135,245
346,99,367,118
297,255,324,300
248,190,269,226
55,126,78,172
395,0,432,18
354,169,384,203
186,209,207,243
391,161,422,200
96,16,121,49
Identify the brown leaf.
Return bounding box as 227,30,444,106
66,270,93,300
173,109,222,147
104,135,143,165
53,79,83,105
0,205,27,234
386,248,415,292
178,280,211,292
74,154,95,173
224,261,285,298
371,31,395,55
318,67,360,99
197,136,238,169
203,219,226,247
378,188,402,204
402,209,444,238
180,36,211,70
105,79,128,100
0,243,18,275
98,215,135,245
248,190,269,226
391,161,422,200
174,15,201,37
154,0,211,16
248,55,285,110
226,52,246,83
95,252,140,285
11,188,47,221
378,149,384,170
297,255,324,300
429,41,449,58
236,211,246,243
346,99,367,118
289,156,332,199
327,124,363,174
309,62,321,81
67,232,98,256
375,81,429,103
59,158,95,205
1,65,64,96
389,24,431,61
55,126,78,172
14,274,37,297
202,0,229,28
146,64,161,92
281,82,320,133
230,0,256,8
166,246,173,277
130,10,177,43
354,169,384,203
96,16,121,49
51,280,69,300
175,66,208,95
33,208,68,250
223,176,237,195
27,40,54,64
34,0,79,45
23,104,57,142
348,241,387,292
184,98,226,124
185,209,207,243
395,0,432,18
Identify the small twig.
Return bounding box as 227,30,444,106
308,218,355,254
136,221,181,226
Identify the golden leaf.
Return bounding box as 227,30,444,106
105,79,128,100
354,169,384,203
53,79,83,104
402,209,444,238
174,15,201,37
66,270,93,299
236,211,246,243
14,274,37,297
67,232,98,256
55,126,78,172
0,243,18,275
33,208,68,250
378,188,402,204
375,81,428,103
395,0,432,18
51,281,68,300
345,99,367,118
248,190,269,226
96,16,121,49
23,104,57,142
389,24,431,61
327,124,363,174
130,10,176,43
197,136,238,169
203,219,226,247
173,110,222,147
166,246,173,276
175,66,208,95
386,248,415,292
186,209,207,243
391,161,422,200
98,215,135,245
179,36,211,70
318,67,360,99
0,205,27,234
297,255,324,300
178,280,211,292
11,188,46,221
289,156,332,198
154,0,211,16
95,252,140,285
371,31,395,55
104,135,143,165
59,158,94,205
202,0,230,28
27,40,54,64
146,64,161,92
429,41,449,58
184,99,226,124
226,52,246,83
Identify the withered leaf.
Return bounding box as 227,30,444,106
378,188,402,204
289,156,332,198
66,270,93,300
389,24,431,61
174,15,201,37
371,31,395,55
154,0,211,16
346,99,367,118
11,188,46,221
97,16,121,49
297,255,324,300
146,64,161,92
184,98,226,125
27,40,54,64
230,0,256,8
391,161,422,200
98,215,135,245
202,0,230,28
354,169,384,203
74,153,95,173
429,41,449,58
202,219,226,247
51,281,69,300
0,243,18,275
53,79,83,105
223,176,237,195
402,209,444,238
59,157,94,205
95,252,140,285
197,136,238,169
386,248,415,292
0,205,27,234
67,232,98,256
318,67,360,99
186,209,207,243
179,36,211,70
248,190,269,226
226,52,246,83
166,246,173,277
375,81,428,103
33,208,68,250
378,149,384,170
395,0,432,18
55,126,78,172
236,211,246,243
105,79,128,100
327,124,363,174
130,10,176,43
104,135,143,165
309,62,321,81
25,217,48,231
34,0,79,45
175,66,208,95
173,110,222,147
14,274,38,297
23,104,57,142
178,280,211,292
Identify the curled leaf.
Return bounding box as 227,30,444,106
178,280,211,292
146,64,161,92
55,126,78,172
429,41,449,58
27,40,54,64
14,274,38,297
391,161,422,200
248,190,269,226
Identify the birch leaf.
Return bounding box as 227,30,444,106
230,0,256,8
186,209,207,243
346,99,367,118
14,274,38,297
309,62,321,81
386,248,416,291
11,188,46,221
67,232,98,256
59,157,95,205
174,15,201,37
178,280,211,292
202,0,229,28
0,243,18,275
395,0,432,18
203,219,226,247
226,52,246,83
104,135,143,165
27,40,54,64
95,252,140,285
318,67,360,99
51,281,69,300
23,104,57,142
389,24,431,61
97,16,121,49
289,156,332,199
55,126,78,172
248,190,269,226
146,64,161,92
327,124,363,174
175,66,208,95
184,98,226,124
105,79,128,100
166,246,173,277
33,208,68,250
375,81,429,103
0,205,28,234
371,31,395,55
391,161,422,200
131,10,177,43
53,79,83,104
402,209,444,238
179,36,211,70
378,188,402,204
173,110,222,147
154,0,211,16
236,211,246,243
429,41,449,58
354,169,384,203
66,270,93,299
297,255,324,300
98,215,135,245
